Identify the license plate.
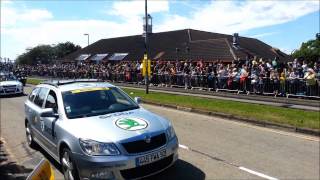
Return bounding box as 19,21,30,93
136,149,166,166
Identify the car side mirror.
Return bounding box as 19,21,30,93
134,97,141,104
41,108,59,118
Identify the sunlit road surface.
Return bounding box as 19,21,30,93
0,85,319,180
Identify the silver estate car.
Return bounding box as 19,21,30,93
24,80,179,180
0,72,24,96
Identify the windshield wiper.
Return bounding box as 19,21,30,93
68,112,100,119
68,106,139,119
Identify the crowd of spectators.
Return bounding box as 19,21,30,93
2,57,320,97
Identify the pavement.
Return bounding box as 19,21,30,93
0,86,319,179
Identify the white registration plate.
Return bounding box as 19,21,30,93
136,149,166,166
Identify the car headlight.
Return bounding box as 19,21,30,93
79,139,120,156
166,124,176,141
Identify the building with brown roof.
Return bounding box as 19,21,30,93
62,29,290,63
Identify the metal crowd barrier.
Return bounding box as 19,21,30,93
23,70,320,98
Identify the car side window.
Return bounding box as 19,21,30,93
33,88,49,108
45,90,58,112
29,88,39,102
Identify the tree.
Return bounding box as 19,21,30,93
55,42,81,59
16,45,52,65
292,38,320,63
16,42,81,65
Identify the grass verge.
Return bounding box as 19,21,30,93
26,78,44,85
122,88,320,130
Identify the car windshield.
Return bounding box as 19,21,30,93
0,73,17,81
62,87,139,119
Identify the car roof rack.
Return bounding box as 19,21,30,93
40,79,105,87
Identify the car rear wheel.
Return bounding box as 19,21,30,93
26,122,36,148
61,148,79,180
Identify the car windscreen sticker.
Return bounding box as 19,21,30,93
115,118,148,131
65,106,71,113
70,87,109,94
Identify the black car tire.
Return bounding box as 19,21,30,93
26,122,37,148
61,148,80,180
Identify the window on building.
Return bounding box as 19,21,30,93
90,53,109,62
108,53,128,61
75,54,91,61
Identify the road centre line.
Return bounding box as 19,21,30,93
178,144,189,150
179,143,279,180
239,167,279,180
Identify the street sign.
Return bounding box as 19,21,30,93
27,159,55,180
142,54,151,77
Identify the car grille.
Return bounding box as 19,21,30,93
3,85,17,92
3,85,16,89
120,154,173,179
121,133,167,154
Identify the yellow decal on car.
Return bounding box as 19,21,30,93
71,87,109,94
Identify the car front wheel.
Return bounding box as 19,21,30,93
26,122,36,148
61,148,79,180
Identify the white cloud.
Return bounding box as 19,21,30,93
250,32,280,38
1,0,169,59
1,0,319,60
2,0,13,5
1,5,53,27
107,0,169,18
2,19,142,58
155,0,319,34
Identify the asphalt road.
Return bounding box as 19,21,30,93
0,86,319,180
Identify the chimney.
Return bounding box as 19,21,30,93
233,33,239,46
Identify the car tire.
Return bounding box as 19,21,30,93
26,122,37,148
61,148,80,180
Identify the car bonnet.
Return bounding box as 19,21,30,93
0,80,21,86
60,107,169,143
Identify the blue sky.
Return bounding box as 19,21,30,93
1,0,319,60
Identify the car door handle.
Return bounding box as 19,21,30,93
40,120,44,131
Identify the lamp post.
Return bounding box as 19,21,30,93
84,33,90,46
176,48,180,63
186,46,190,62
144,0,149,94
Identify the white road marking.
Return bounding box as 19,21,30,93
239,167,279,180
179,144,190,150
178,142,279,180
